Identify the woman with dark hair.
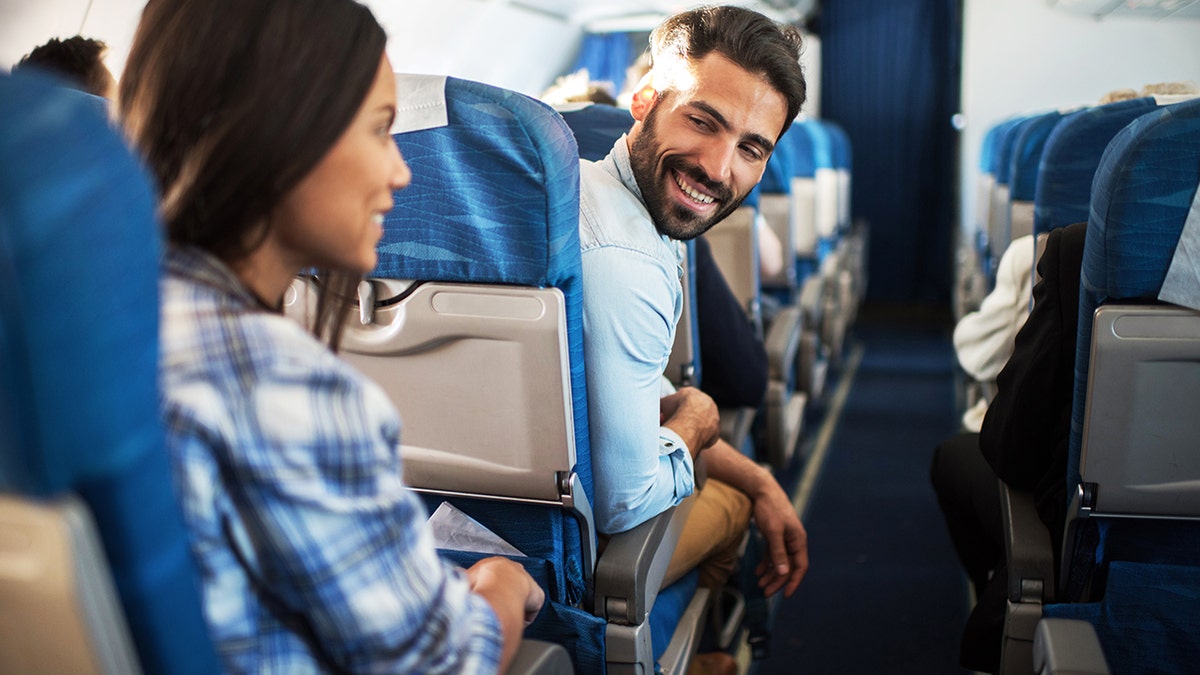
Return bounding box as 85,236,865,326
119,0,543,671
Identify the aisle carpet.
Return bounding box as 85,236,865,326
755,315,974,675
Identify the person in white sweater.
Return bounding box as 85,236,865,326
952,234,1037,430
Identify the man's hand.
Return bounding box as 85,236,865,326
751,482,809,598
659,386,720,457
701,438,810,598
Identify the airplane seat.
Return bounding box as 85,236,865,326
999,97,1200,674
1033,97,1161,239
757,129,799,300
551,102,633,164
0,72,220,674
988,116,1032,277
700,138,806,470
956,111,1067,419
809,119,857,360
822,119,865,323
697,193,768,454
285,75,709,674
1008,111,1066,245
779,124,830,402
787,121,844,381
956,120,1009,319
667,239,703,390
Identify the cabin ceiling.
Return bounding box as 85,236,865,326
1046,0,1200,20
498,0,817,30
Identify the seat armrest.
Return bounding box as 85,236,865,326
594,486,698,625
719,406,756,453
1001,481,1055,604
764,305,803,382
1033,619,1110,675
510,639,575,674
798,274,824,328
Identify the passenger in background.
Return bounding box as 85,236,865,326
540,68,618,106
694,235,769,410
119,0,542,672
951,233,1036,431
931,222,1086,673
1098,88,1138,104
13,36,116,99
1140,81,1199,96
579,4,809,624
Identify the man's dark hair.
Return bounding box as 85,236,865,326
14,36,112,98
649,5,807,137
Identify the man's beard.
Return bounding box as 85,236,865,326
628,107,745,241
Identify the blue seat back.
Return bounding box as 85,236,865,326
554,103,633,162
0,72,218,674
822,120,852,231
1060,100,1200,620
975,119,1014,263
789,121,817,180
372,74,611,670
1070,98,1200,485
1000,111,1067,247
377,73,591,533
1034,97,1159,236
795,120,839,260
1009,111,1065,203
760,127,795,195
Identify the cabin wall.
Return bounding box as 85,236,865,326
374,0,581,97
960,0,1200,237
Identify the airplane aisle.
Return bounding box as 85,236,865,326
756,308,973,674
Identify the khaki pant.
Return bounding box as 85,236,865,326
663,478,751,590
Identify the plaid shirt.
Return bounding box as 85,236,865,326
161,247,502,673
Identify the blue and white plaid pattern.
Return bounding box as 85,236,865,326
160,247,502,674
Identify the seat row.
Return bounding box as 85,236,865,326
956,91,1200,674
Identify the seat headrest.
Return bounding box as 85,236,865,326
375,74,581,290
556,102,634,162
822,120,852,170
760,124,795,194
787,121,817,178
1009,111,1064,201
1085,97,1200,305
1034,97,1158,235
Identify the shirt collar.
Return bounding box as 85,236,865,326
166,246,277,312
600,134,681,255
600,134,645,205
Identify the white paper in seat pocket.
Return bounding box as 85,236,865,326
427,501,525,557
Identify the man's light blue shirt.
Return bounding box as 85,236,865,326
579,136,696,534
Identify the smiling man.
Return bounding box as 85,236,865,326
578,5,810,627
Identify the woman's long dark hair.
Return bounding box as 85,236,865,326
120,0,386,348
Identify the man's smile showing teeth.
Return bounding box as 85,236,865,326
675,172,715,205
